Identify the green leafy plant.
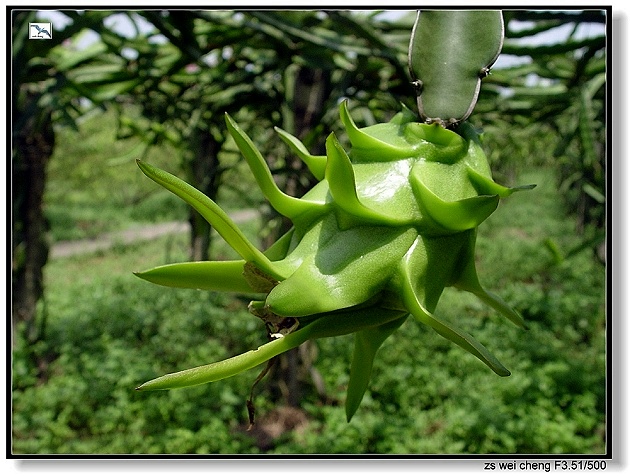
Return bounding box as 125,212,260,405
133,10,534,422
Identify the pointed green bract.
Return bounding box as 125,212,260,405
274,127,327,181
345,316,407,422
410,170,500,231
400,267,510,377
225,114,326,224
136,325,313,391
468,167,536,197
452,231,527,329
137,306,407,391
134,260,254,293
340,100,415,160
325,133,408,226
397,239,510,377
136,160,283,281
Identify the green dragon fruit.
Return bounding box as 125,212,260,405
134,99,533,421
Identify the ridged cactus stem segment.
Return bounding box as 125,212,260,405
409,10,504,126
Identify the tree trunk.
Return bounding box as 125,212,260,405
187,129,222,261
12,101,54,345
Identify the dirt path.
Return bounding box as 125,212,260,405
50,209,259,259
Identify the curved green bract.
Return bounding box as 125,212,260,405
345,315,407,422
340,100,417,161
450,230,527,329
135,99,532,421
409,10,504,126
397,241,510,377
468,166,536,198
225,114,327,227
275,127,327,180
136,160,284,282
411,171,500,232
137,306,407,391
325,133,409,226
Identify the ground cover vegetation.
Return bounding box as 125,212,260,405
12,116,606,453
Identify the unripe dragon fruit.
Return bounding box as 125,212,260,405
135,99,533,421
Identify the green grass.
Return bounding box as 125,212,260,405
12,161,606,455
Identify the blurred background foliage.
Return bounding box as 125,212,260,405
11,9,607,455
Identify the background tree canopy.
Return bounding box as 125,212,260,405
11,8,608,456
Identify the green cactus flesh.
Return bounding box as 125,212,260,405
409,10,504,126
134,101,533,421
